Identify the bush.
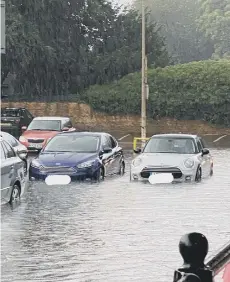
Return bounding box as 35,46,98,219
81,60,230,126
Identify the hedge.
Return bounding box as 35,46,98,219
81,60,230,126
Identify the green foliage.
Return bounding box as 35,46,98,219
197,0,230,58
133,0,214,64
1,0,169,99
82,60,230,126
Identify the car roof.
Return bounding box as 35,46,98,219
33,116,70,121
151,133,198,139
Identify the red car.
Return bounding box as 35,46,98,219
19,116,75,151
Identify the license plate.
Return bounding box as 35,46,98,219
29,143,42,149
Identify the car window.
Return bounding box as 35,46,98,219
64,120,72,128
1,143,6,160
197,140,203,152
109,136,117,148
3,141,16,158
199,138,206,148
103,135,112,148
25,109,33,119
3,134,18,147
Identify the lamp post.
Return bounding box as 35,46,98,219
141,0,147,147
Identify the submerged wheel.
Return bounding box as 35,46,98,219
23,160,27,175
118,161,125,176
195,167,202,182
93,167,104,182
9,183,21,204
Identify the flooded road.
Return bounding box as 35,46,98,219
1,149,230,282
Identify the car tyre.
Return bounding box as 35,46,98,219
210,165,214,176
9,183,21,204
23,160,27,175
118,161,125,176
93,167,104,182
195,167,202,182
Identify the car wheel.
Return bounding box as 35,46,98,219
93,167,104,182
9,183,21,204
210,167,214,176
118,161,125,176
195,167,202,182
23,160,27,175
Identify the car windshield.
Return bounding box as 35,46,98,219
27,120,61,131
144,137,196,154
1,109,20,117
44,135,100,153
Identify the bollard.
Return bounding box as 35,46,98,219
173,232,214,282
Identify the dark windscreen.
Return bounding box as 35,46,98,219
27,120,61,131
1,109,20,117
144,137,196,154
44,135,100,153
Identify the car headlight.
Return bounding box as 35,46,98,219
31,159,42,169
19,136,27,142
184,158,194,168
132,158,142,167
77,160,95,169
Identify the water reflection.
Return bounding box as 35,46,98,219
1,149,230,282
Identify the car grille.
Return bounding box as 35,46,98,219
140,166,182,179
28,139,44,143
40,166,75,173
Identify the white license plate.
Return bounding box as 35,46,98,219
29,143,42,149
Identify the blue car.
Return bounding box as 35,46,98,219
29,132,125,181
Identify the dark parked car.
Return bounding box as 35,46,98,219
0,137,27,204
29,131,125,181
1,107,34,138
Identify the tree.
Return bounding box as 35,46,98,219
133,0,214,63
197,0,230,58
1,0,169,100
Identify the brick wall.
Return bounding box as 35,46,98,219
2,101,230,135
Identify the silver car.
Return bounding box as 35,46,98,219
1,137,26,204
130,134,213,183
0,131,28,173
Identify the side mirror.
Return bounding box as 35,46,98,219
202,148,209,156
62,127,69,131
21,126,27,132
15,146,28,159
133,147,142,154
103,147,112,154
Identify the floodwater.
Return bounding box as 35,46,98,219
1,149,230,282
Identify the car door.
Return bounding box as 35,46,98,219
0,142,9,202
101,135,114,175
196,138,208,177
108,135,123,174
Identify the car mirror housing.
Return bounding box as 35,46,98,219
133,148,142,154
202,148,209,156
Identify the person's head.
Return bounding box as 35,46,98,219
179,273,201,282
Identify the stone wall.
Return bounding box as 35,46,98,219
2,101,230,135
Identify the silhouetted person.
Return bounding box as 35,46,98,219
173,232,214,282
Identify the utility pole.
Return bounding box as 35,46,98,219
141,0,147,147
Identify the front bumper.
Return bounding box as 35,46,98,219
130,165,196,182
29,166,99,181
